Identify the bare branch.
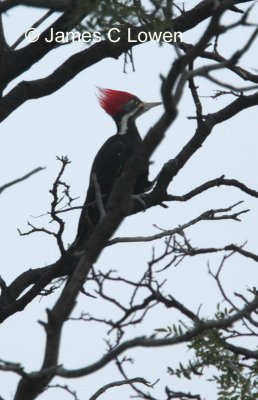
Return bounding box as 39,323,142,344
151,90,258,202
1,0,249,121
0,167,45,195
57,293,258,378
166,175,258,202
179,40,258,85
1,6,257,399
16,157,73,256
12,7,236,396
89,377,152,400
221,341,258,360
0,1,99,95
165,388,202,400
54,175,258,217
188,61,203,123
18,221,57,238
46,383,79,400
0,359,27,378
11,9,54,50
48,156,70,255
0,0,72,14
174,26,258,103
115,357,159,400
109,202,248,246
0,12,7,49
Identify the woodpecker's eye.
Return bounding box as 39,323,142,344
124,99,139,113
130,99,140,108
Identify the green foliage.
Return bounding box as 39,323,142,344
156,305,258,399
77,0,176,37
155,320,188,337
214,302,235,321
167,360,203,380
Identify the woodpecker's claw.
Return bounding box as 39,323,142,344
132,194,148,211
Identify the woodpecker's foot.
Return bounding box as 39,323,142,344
132,194,148,211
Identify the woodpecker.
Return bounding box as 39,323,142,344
76,88,161,244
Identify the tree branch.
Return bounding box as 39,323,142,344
1,0,253,121
166,175,258,202
2,0,258,326
13,5,230,396
57,293,258,378
0,0,73,14
109,202,248,246
0,167,45,195
89,377,152,400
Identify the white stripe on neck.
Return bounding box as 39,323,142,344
118,110,137,135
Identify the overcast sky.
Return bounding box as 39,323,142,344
1,2,258,399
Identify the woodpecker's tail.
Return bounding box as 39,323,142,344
73,200,102,250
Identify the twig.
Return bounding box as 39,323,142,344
89,377,152,400
115,357,159,400
57,293,258,378
188,61,203,122
11,9,54,49
165,387,202,400
0,167,45,195
0,359,27,378
166,176,258,202
48,156,71,254
108,202,248,246
46,383,79,400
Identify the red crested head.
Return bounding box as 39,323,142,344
97,88,139,116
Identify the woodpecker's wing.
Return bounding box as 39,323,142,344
75,136,128,243
86,135,129,205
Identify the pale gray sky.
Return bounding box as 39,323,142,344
1,2,258,399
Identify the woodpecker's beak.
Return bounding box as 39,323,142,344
141,102,162,112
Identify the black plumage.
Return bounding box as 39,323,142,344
75,88,161,246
